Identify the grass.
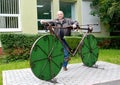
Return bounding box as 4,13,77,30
70,49,120,65
0,49,120,84
98,49,120,64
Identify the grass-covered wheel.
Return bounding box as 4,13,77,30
30,35,64,81
81,34,99,67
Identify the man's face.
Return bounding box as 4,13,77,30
57,11,64,20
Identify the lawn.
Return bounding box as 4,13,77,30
70,49,120,65
0,49,120,84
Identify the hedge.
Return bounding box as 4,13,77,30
0,33,120,62
64,36,82,49
97,36,120,49
0,33,41,62
65,36,120,49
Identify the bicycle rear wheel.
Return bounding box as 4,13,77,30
81,34,99,67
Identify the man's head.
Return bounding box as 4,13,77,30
57,11,64,20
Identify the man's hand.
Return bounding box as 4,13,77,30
40,20,46,24
72,24,77,28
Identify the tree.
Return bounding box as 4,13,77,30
90,0,120,32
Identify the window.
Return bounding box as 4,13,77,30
82,1,100,32
60,1,75,20
37,0,51,30
0,0,20,32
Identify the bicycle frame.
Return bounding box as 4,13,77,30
46,23,98,56
30,23,99,81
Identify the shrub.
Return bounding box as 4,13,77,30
0,33,41,62
97,37,111,49
65,36,120,49
109,36,120,49
64,36,82,49
0,33,120,62
97,36,120,49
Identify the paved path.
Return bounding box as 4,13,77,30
2,61,120,85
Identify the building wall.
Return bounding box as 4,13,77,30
20,0,38,34
18,0,110,36
0,0,110,48
92,23,110,37
51,0,109,37
75,0,82,25
81,0,109,37
51,0,59,19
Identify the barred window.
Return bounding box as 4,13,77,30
0,0,20,32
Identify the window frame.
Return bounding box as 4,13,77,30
0,0,21,32
37,19,51,33
37,0,52,32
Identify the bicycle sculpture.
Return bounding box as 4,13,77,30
30,23,99,81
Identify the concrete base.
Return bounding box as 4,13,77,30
2,61,120,85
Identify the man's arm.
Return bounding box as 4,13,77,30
71,20,79,28
66,18,79,29
40,20,55,26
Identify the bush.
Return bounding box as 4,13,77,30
0,33,41,62
97,37,111,49
64,36,82,49
109,36,120,49
0,33,120,62
97,36,120,49
65,36,120,49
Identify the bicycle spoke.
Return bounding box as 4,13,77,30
49,61,55,79
48,37,56,57
51,59,60,69
52,53,63,58
83,43,90,49
82,51,90,55
39,61,49,78
36,45,48,56
87,35,91,49
48,36,50,54
31,57,48,64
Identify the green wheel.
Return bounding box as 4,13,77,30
30,35,64,81
81,34,99,67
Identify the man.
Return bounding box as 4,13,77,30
41,11,79,71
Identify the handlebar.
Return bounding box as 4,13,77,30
44,22,98,33
79,24,98,26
